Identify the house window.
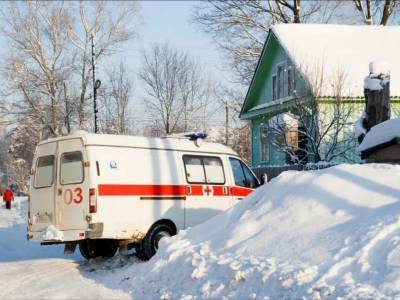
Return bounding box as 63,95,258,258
285,123,299,151
284,123,308,164
270,113,308,165
273,62,295,100
260,124,269,162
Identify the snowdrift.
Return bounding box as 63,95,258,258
123,164,400,299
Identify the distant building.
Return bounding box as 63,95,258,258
240,24,400,167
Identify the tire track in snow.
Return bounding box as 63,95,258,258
0,259,131,299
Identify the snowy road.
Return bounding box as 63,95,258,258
0,198,137,299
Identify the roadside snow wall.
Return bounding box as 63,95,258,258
122,164,400,299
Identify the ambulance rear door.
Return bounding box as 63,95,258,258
30,142,58,232
56,139,89,230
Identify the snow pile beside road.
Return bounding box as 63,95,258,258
0,197,26,228
122,164,400,299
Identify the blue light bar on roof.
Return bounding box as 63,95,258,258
185,133,208,140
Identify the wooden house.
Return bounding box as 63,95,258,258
239,24,400,167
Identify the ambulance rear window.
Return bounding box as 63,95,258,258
34,155,54,188
60,152,84,185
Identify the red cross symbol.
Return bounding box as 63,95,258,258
203,185,213,196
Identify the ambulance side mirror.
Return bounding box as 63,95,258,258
260,173,267,185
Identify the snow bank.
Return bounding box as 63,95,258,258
0,197,26,228
359,118,400,152
121,164,400,299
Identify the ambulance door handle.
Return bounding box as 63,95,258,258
58,188,62,196
222,186,228,195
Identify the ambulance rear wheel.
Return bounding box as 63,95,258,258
136,223,174,261
79,239,118,260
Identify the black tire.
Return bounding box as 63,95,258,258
136,223,174,261
79,239,118,260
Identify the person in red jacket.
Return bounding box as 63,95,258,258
3,186,14,210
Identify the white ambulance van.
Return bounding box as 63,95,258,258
28,131,260,260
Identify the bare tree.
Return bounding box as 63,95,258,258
100,61,133,135
0,1,73,136
0,117,43,191
67,1,139,130
0,1,139,136
269,67,357,164
353,0,400,25
193,0,352,84
139,43,208,135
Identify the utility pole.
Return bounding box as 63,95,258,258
225,102,229,146
63,82,70,134
91,33,101,133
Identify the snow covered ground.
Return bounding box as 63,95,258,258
0,197,135,299
1,164,400,299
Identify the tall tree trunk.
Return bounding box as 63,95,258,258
294,0,301,23
381,0,392,25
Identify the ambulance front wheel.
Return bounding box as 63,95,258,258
136,223,175,261
79,239,118,260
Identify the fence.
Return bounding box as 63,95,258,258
252,163,336,182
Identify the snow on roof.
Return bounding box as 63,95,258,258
121,164,400,298
39,130,237,156
272,24,400,97
359,118,400,152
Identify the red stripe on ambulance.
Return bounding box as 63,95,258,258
98,184,186,196
98,184,253,197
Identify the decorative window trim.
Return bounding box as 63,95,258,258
259,123,269,162
272,60,296,101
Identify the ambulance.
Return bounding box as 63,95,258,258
27,131,260,260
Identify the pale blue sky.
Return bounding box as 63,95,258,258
105,1,231,127
108,1,229,89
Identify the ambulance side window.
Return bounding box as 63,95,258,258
183,156,206,183
229,158,259,188
60,152,84,185
229,158,246,187
242,162,259,188
183,155,225,184
203,157,225,184
34,155,55,188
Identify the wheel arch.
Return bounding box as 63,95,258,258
149,218,177,236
